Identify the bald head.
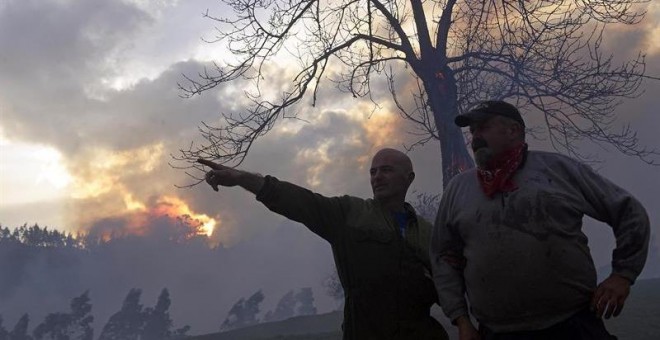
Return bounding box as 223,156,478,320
372,148,413,173
370,148,415,209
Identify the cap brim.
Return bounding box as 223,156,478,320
454,111,492,127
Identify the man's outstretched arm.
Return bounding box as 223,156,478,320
197,158,348,243
198,158,264,195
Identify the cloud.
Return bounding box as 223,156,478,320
0,0,150,146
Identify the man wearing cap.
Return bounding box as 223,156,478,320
430,100,650,339
200,148,448,340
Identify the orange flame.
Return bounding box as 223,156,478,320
149,195,217,238
84,194,219,244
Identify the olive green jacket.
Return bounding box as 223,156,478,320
256,176,448,340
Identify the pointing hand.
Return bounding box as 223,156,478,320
197,158,242,191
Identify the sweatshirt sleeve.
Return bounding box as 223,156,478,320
572,162,651,283
430,184,469,322
256,175,350,243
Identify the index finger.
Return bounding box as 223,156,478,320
197,158,221,170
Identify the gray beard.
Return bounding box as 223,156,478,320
474,147,494,169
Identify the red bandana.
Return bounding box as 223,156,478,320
477,143,527,198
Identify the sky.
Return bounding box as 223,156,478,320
0,0,659,335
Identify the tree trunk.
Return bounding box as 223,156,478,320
420,65,474,188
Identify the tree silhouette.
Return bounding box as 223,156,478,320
33,313,70,340
262,287,317,322
32,291,94,340
99,288,189,340
177,0,658,187
294,288,317,316
9,314,32,340
0,225,81,249
264,290,296,322
220,290,265,331
98,289,144,340
141,289,190,340
68,292,94,340
0,227,12,242
141,289,172,340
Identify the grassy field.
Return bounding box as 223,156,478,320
189,278,659,340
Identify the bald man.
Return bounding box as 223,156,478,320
200,148,448,340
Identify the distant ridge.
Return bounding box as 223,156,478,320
189,278,660,340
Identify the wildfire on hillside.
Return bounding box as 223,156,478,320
85,194,219,245
150,195,217,238
60,143,224,246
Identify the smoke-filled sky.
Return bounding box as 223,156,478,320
0,0,659,335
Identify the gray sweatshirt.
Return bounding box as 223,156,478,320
430,150,650,332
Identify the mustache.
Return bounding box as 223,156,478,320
471,138,488,152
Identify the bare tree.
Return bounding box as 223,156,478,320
176,0,658,187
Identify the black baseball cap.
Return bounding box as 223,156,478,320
455,100,525,127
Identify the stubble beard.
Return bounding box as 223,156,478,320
472,137,493,169
474,147,493,169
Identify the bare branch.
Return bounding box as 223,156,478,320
174,0,658,187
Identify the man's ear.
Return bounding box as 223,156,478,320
509,123,523,140
408,171,415,184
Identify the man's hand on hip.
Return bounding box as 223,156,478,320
455,315,480,340
591,273,631,319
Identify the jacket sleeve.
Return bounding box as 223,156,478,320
256,175,350,243
573,162,651,283
430,185,469,322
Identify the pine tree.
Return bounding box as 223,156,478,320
242,290,264,326
220,297,245,331
68,292,94,340
98,289,144,340
294,288,316,316
99,288,189,340
9,314,32,340
32,291,93,340
264,290,295,322
141,289,190,340
220,290,264,331
32,313,68,340
0,227,12,242
141,289,172,340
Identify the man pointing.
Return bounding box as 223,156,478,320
200,148,448,340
